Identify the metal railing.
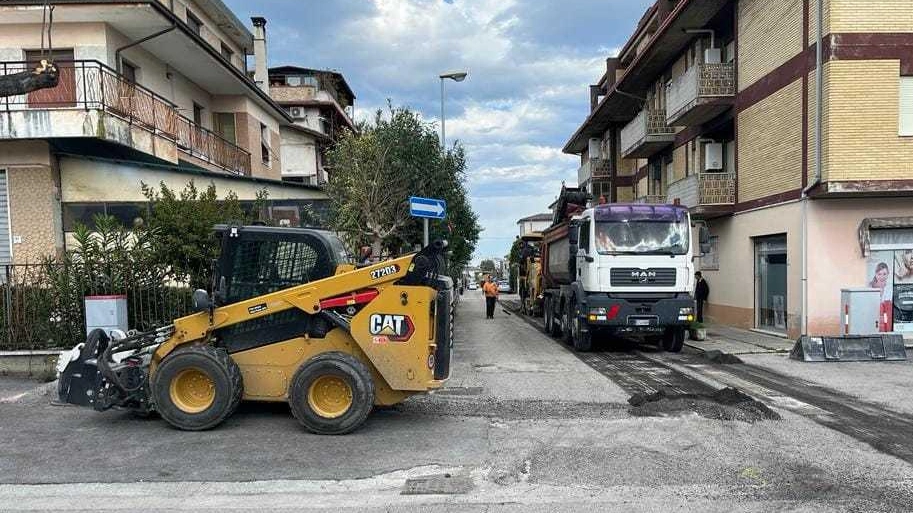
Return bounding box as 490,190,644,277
665,172,736,207
620,108,674,156
576,158,611,186
635,194,667,204
0,263,201,351
666,62,736,124
0,60,251,175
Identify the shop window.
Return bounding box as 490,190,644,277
62,204,106,231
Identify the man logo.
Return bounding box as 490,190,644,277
630,270,657,283
368,313,415,341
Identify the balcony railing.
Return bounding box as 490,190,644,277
666,62,735,126
620,108,674,158
635,194,667,204
0,60,251,175
576,158,611,186
666,172,736,210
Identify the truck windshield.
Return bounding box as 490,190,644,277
595,221,689,255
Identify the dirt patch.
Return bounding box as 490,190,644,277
702,349,744,364
628,387,780,423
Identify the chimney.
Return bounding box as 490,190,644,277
251,16,269,94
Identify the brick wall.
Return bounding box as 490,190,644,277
8,166,62,264
737,79,803,202
824,59,913,182
830,0,913,34
738,0,803,91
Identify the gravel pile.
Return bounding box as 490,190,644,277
628,387,781,423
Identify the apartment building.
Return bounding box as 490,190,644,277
565,0,913,338
516,213,552,237
268,66,356,186
0,0,328,264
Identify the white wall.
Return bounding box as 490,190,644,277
279,127,318,178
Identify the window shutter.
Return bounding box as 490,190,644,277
900,76,913,136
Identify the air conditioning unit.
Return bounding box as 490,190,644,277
704,142,724,170
588,138,602,159
290,107,303,119
704,48,722,64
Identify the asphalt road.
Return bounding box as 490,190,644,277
1,290,913,511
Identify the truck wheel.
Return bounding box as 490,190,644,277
289,352,375,435
561,301,573,345
152,345,243,431
570,305,593,352
662,327,685,353
543,300,553,334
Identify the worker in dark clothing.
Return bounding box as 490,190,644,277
694,271,710,323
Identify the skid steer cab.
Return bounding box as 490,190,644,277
58,225,453,435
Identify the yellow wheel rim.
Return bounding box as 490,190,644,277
307,375,353,419
169,367,216,414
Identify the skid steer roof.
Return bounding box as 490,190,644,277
213,224,352,304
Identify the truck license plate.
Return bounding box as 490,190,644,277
633,319,651,326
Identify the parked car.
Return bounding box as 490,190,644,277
467,282,479,290
497,280,511,293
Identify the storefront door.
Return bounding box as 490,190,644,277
756,235,788,333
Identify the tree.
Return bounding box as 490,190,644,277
327,103,481,274
141,180,265,288
479,259,496,275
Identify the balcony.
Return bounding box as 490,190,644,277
635,194,667,204
576,158,611,186
0,60,250,176
666,62,735,127
620,109,674,158
665,172,735,217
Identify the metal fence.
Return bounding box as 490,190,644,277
0,264,200,351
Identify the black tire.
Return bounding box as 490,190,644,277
288,352,375,435
152,345,243,431
543,299,554,335
548,299,562,338
570,303,593,352
662,327,685,353
561,301,573,345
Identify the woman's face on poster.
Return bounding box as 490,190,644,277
876,266,890,287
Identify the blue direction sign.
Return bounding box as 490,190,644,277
409,196,446,219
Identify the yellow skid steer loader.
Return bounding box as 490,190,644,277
58,225,453,435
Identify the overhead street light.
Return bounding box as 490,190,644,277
439,70,469,150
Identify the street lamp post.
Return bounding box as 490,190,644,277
430,70,467,247
439,70,468,151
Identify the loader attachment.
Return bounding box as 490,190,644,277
790,334,907,362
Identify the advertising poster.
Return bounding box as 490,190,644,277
866,252,894,332
893,250,913,333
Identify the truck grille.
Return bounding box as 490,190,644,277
610,268,676,287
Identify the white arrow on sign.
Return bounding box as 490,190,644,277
409,196,446,219
412,202,444,215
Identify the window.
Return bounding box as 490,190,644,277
220,42,234,61
121,60,138,83
214,113,236,144
260,123,271,165
193,103,204,125
702,236,720,270
578,220,590,253
62,203,148,231
186,11,203,35
900,76,913,136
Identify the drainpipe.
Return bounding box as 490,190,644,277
801,0,825,336
114,25,176,73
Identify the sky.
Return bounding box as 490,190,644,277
224,0,653,264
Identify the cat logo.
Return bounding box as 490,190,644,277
368,313,415,342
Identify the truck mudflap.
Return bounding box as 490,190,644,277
580,294,695,331
57,326,173,412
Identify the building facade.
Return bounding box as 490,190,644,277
0,0,328,264
565,0,913,338
268,66,356,186
516,213,552,237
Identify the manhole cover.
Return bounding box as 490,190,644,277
402,474,473,495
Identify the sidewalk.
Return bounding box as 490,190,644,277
686,324,794,355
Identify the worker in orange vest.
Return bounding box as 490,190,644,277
482,274,499,319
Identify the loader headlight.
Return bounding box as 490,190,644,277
589,307,607,315
679,307,693,315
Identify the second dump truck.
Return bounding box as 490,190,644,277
540,186,709,352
